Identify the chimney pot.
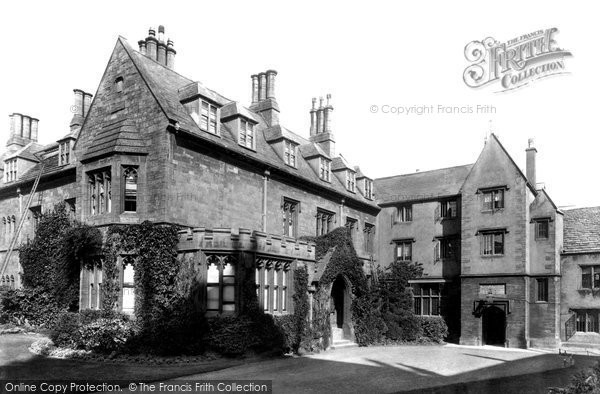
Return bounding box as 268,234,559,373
12,114,22,139
146,28,158,60
22,115,31,139
158,25,165,41
157,42,167,65
258,73,267,101
83,93,93,117
251,74,259,104
138,40,147,55
30,118,39,142
266,69,277,100
324,94,333,133
310,98,317,136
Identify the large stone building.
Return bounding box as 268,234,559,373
0,26,597,349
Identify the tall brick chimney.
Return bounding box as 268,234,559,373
249,69,279,126
309,94,335,157
526,138,537,189
6,113,39,153
138,26,176,70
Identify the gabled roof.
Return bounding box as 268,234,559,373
116,37,378,210
331,156,354,172
263,125,309,145
82,118,148,161
375,164,473,204
220,102,261,123
563,207,600,254
4,142,43,163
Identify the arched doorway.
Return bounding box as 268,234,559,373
482,306,506,346
330,275,353,341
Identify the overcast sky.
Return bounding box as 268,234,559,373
1,1,597,208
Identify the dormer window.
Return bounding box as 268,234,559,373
184,98,220,135
4,159,17,182
59,141,72,166
364,179,373,199
346,170,356,192
284,141,297,167
238,119,254,149
319,157,331,182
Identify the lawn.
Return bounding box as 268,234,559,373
0,333,268,382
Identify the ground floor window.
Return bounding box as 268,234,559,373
255,259,291,314
413,283,441,316
122,262,134,314
576,310,600,333
581,265,600,289
206,255,237,315
536,278,549,302
0,275,15,289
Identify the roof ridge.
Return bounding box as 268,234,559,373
375,163,474,180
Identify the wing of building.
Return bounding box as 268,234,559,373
1,25,598,350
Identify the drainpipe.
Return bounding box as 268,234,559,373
17,188,22,214
339,198,345,225
262,169,270,232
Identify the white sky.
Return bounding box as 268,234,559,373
1,1,597,208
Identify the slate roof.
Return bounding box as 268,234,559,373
82,118,148,161
117,38,379,210
375,164,474,204
563,207,600,254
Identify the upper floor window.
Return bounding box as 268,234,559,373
184,98,220,135
534,218,550,240
364,223,375,254
284,141,297,167
441,200,458,218
123,167,138,213
282,198,299,237
319,157,331,182
482,188,504,211
30,206,42,232
395,240,413,262
206,255,236,315
346,171,356,192
65,198,76,220
435,237,457,261
480,230,505,256
536,278,549,302
115,77,124,93
316,208,335,236
581,265,600,289
59,141,72,166
88,169,111,216
364,179,374,200
239,119,254,149
396,205,413,222
345,217,358,235
4,159,17,182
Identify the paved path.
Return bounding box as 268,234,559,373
169,345,592,393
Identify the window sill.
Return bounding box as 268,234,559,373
482,208,505,214
238,144,256,152
393,221,413,225
284,163,297,169
481,254,504,258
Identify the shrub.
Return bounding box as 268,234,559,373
79,309,130,325
383,309,422,342
418,316,448,343
273,315,296,353
50,312,82,348
0,288,64,327
204,316,258,355
352,290,387,346
78,318,135,353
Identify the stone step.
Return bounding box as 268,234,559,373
561,341,600,353
330,340,358,349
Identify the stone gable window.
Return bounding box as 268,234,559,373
364,179,374,200
115,77,124,93
396,205,412,223
123,166,138,213
88,169,111,216
440,200,458,218
319,157,331,182
284,140,297,167
238,119,254,149
481,188,505,211
435,237,457,261
364,223,375,254
534,218,550,239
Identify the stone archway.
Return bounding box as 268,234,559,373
330,275,353,342
482,306,506,346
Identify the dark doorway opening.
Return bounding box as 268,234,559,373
482,306,506,346
331,276,345,328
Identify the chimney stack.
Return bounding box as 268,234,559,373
138,26,176,69
309,94,335,157
70,89,93,131
249,70,280,126
526,138,537,189
6,113,38,152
